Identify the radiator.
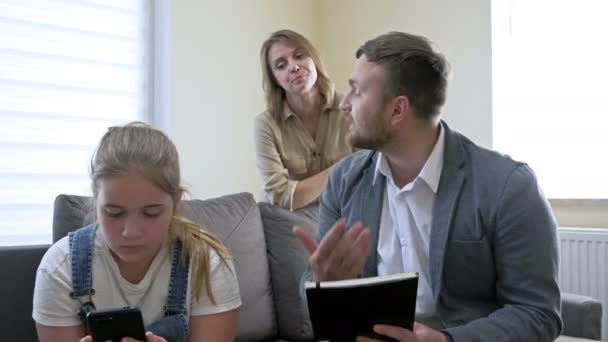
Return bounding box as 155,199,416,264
559,227,608,340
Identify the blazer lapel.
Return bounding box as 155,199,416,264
360,152,384,277
430,121,466,299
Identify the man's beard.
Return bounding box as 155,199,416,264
349,123,392,150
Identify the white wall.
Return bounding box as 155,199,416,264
318,0,492,147
170,0,491,199
170,0,608,227
170,0,320,199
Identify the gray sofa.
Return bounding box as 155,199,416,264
0,192,603,341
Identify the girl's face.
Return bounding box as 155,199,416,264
268,41,318,96
96,173,176,271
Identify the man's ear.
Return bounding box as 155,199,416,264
389,95,411,126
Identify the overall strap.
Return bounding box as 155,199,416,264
164,239,190,317
68,224,97,321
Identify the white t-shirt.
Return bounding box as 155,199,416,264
33,228,241,327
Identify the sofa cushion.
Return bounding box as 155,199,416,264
52,192,278,342
52,194,94,242
259,203,319,341
180,194,277,341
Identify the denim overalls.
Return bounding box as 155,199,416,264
68,224,189,342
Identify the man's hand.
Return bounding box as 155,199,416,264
355,323,447,342
293,218,372,281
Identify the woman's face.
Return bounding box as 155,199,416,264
96,173,175,270
267,41,318,96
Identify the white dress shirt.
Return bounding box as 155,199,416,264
375,126,445,320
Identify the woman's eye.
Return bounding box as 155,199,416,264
275,63,285,70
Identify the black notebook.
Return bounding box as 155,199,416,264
305,272,418,342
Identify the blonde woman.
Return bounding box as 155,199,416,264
255,29,353,210
33,122,241,342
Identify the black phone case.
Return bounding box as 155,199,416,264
86,306,147,342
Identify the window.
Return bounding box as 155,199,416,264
491,0,608,199
0,0,161,246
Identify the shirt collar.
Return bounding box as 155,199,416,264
280,102,297,121
420,124,445,192
280,95,340,122
373,124,445,193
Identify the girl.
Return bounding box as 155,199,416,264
33,122,241,342
255,29,354,210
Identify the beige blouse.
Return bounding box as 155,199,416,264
254,96,353,209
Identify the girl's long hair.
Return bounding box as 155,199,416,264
90,122,231,303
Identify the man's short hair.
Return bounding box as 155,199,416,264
356,32,450,119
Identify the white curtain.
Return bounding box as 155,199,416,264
0,0,150,245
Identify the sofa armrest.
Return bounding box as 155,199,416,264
561,292,602,339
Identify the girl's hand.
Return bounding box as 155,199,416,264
121,331,168,342
79,331,167,342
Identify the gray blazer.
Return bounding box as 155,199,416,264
318,121,562,341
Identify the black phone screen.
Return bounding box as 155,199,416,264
86,306,147,342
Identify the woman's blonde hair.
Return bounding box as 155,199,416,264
260,29,335,119
90,121,231,304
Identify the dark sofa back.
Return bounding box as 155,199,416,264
0,244,48,342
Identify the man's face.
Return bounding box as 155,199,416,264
340,55,395,150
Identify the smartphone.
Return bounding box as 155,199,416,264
86,306,147,342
